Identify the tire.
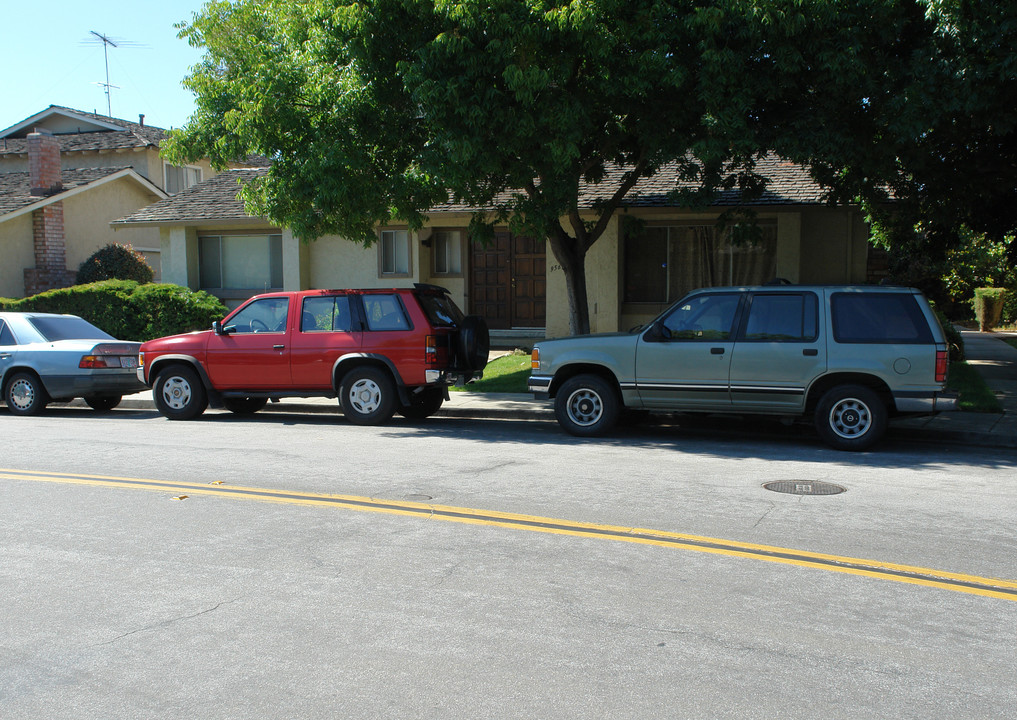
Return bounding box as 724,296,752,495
85,395,122,412
456,315,490,371
814,384,887,451
223,397,269,415
554,374,620,437
340,366,397,425
397,387,445,420
5,372,48,416
153,365,208,420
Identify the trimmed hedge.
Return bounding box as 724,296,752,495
0,281,228,341
973,287,1007,331
77,243,154,285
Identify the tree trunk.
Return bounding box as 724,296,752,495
547,229,590,335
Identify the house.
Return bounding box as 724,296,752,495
0,106,268,298
111,156,882,338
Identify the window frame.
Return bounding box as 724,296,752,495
737,292,820,343
162,162,203,194
198,232,284,304
431,229,464,277
378,228,412,278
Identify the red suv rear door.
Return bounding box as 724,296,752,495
289,294,363,388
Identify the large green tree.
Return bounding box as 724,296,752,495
167,0,920,334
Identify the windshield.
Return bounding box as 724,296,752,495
28,316,116,342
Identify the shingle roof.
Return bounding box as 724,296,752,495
0,167,129,216
0,106,272,167
113,169,265,224
0,106,168,156
430,154,828,212
112,155,829,226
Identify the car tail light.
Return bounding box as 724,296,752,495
936,349,948,383
531,348,540,370
425,335,437,366
79,355,117,369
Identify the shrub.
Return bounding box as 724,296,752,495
933,307,965,361
76,243,154,285
5,281,227,341
972,288,1007,331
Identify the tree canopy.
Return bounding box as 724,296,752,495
166,0,1012,333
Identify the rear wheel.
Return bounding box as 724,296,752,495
153,365,207,420
814,384,887,451
340,367,397,425
85,395,122,412
554,374,620,437
223,397,268,415
5,372,48,416
397,387,445,420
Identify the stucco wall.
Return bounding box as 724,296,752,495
63,177,163,270
797,208,870,284
0,214,35,298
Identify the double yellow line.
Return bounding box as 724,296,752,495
4,467,1016,602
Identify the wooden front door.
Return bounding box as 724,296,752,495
470,231,546,330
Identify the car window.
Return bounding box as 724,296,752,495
660,293,740,340
363,294,409,331
301,296,353,333
742,293,818,342
416,293,463,328
0,320,16,346
27,316,116,341
831,293,933,344
225,297,290,334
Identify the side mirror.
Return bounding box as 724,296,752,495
642,322,663,342
212,320,224,335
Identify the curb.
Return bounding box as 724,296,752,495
76,395,1016,450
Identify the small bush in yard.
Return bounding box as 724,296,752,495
973,288,1007,331
76,243,154,284
5,281,227,341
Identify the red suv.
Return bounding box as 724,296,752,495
137,284,488,424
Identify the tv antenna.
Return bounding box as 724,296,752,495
82,31,143,117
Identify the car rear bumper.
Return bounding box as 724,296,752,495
893,390,960,413
43,372,148,400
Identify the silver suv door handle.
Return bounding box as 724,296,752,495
710,347,725,355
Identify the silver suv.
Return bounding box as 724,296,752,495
528,286,957,450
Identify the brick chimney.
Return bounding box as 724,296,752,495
28,131,62,196
23,131,75,295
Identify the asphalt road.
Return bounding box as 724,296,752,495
2,406,1016,719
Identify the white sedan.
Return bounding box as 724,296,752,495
0,312,145,415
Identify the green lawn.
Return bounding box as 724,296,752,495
451,352,531,393
947,361,1003,413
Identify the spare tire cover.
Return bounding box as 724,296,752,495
457,315,490,371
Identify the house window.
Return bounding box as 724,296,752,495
164,163,202,194
379,229,411,276
432,230,463,275
199,234,283,292
624,223,777,304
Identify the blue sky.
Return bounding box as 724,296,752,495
2,1,209,132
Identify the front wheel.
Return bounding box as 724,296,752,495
814,384,887,451
340,367,397,425
153,365,208,420
554,374,620,437
5,372,48,416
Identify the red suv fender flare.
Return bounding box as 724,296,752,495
146,354,223,406
332,353,410,404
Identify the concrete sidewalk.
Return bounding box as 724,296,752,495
77,329,1017,450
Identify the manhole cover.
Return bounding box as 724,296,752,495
763,481,846,496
